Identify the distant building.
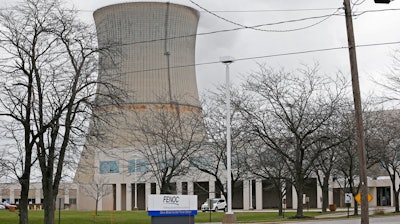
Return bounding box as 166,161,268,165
0,182,78,210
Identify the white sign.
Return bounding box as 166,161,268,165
345,193,353,204
147,194,198,217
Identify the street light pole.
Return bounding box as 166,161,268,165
343,1,369,223
134,159,139,210
220,56,236,224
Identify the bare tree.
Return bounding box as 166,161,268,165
190,89,250,205
311,101,353,212
80,176,113,216
365,109,400,212
374,49,400,105
371,48,400,213
334,102,383,215
312,144,338,212
334,108,366,215
244,140,289,216
236,63,348,217
129,102,205,194
0,0,121,223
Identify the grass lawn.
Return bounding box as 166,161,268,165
0,210,322,224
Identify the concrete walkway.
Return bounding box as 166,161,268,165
198,207,399,224
200,216,400,224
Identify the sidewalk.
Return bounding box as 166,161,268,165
316,206,395,218
198,207,398,224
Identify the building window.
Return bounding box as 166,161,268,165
128,159,148,173
182,182,188,195
69,198,77,205
190,156,213,169
151,183,156,194
100,161,119,174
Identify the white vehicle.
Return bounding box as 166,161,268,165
0,203,5,210
201,198,227,212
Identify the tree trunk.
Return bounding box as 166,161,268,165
278,191,283,216
295,186,304,217
160,181,173,194
354,200,359,216
42,177,56,224
19,179,29,224
390,175,399,212
322,176,329,212
95,198,99,216
42,195,55,224
215,179,226,199
394,190,399,213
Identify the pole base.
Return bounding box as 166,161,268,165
222,214,237,224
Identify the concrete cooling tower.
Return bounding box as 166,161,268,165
74,2,201,210
95,2,200,107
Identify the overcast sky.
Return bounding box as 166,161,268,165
2,0,400,97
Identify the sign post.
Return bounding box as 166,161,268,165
345,193,353,218
148,195,198,224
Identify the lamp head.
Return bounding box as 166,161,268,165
220,56,235,64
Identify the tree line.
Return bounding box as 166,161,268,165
127,62,400,218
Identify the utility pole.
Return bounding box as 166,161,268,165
343,0,369,224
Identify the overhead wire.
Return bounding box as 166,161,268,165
97,40,400,75
3,40,399,70
209,8,341,13
94,12,347,50
1,2,399,68
354,8,400,16
1,4,399,40
11,11,347,55
189,0,343,33
0,6,344,12
0,11,348,59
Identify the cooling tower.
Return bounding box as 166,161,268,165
94,2,200,107
74,2,201,193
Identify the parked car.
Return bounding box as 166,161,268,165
2,201,17,211
201,198,227,212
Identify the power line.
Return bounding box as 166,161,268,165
353,8,400,16
3,40,398,72
209,8,340,13
88,13,348,51
108,40,400,75
106,6,398,44
189,0,343,33
0,9,349,58
0,6,345,13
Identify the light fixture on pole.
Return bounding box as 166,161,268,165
220,56,236,223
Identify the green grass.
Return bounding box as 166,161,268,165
0,210,322,224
